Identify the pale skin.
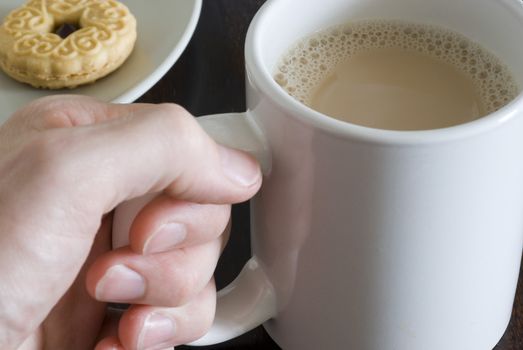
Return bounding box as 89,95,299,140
0,95,262,350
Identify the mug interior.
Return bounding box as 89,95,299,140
246,0,523,138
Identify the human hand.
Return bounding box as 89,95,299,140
0,96,261,350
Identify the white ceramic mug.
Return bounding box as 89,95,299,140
114,0,523,348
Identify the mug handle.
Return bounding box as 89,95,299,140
190,112,275,345
112,112,277,346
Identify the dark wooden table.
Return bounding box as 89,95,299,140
137,1,523,348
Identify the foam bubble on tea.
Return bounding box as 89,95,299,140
274,20,519,130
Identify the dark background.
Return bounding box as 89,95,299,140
136,1,523,349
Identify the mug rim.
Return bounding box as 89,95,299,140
245,0,523,145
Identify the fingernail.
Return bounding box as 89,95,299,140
218,145,260,187
96,265,145,302
143,222,187,254
139,313,176,350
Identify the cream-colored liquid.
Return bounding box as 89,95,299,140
311,47,483,130
275,20,519,130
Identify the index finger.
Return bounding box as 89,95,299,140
40,100,262,215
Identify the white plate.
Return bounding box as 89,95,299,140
0,0,202,122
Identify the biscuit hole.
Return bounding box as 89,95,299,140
54,22,80,39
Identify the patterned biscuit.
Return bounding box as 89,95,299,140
0,0,137,89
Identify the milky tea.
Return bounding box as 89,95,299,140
274,20,519,130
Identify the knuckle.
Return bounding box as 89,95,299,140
192,313,215,341
159,255,204,306
155,104,193,129
157,103,188,116
172,268,200,304
215,204,232,233
193,286,217,339
151,103,208,156
198,303,216,335
155,104,205,144
195,204,231,242
19,95,97,128
39,110,70,129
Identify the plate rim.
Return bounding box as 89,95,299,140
113,0,203,103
